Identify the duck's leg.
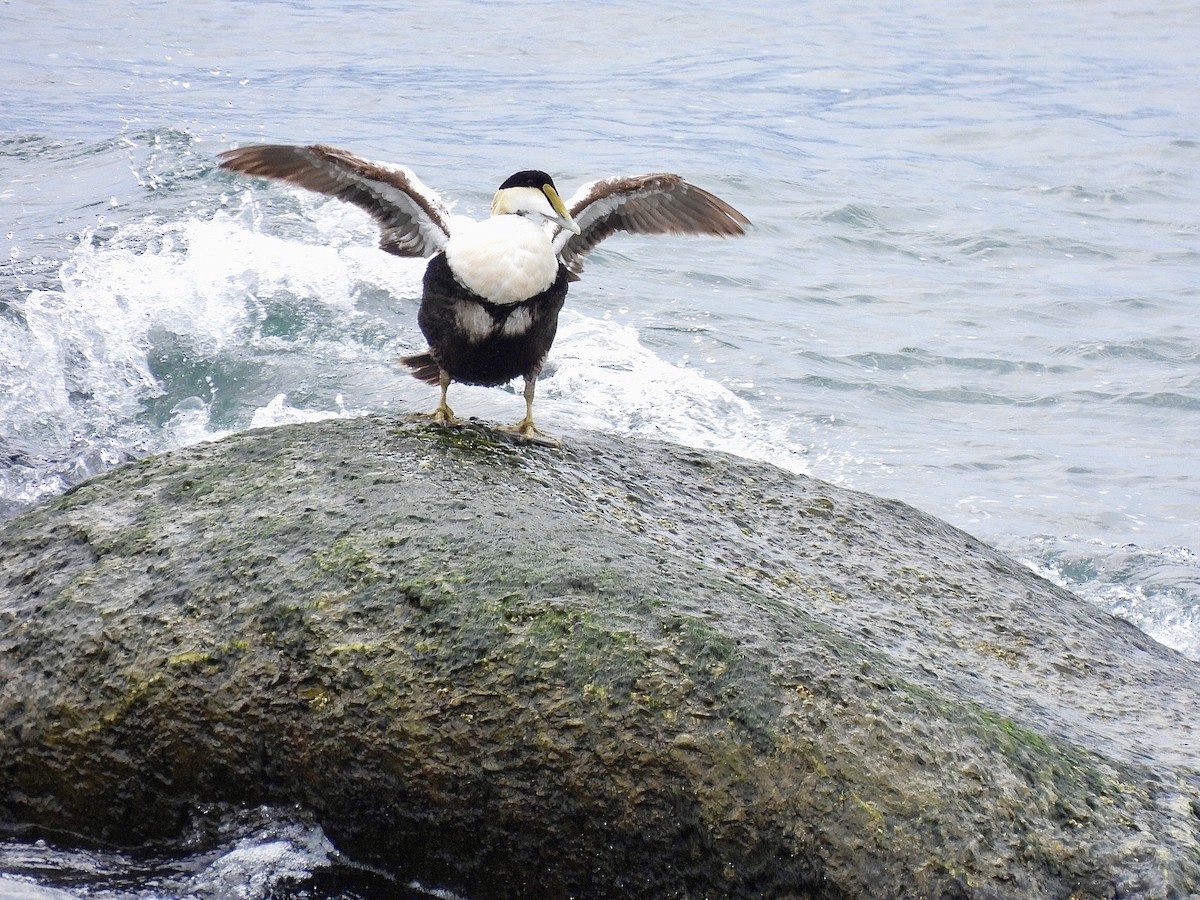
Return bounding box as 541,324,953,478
406,369,459,424
496,374,560,448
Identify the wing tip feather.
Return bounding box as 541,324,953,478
217,142,451,257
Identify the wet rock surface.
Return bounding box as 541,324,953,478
1,417,1198,898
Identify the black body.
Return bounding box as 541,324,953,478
412,252,570,387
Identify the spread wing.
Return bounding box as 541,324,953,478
217,143,453,258
552,174,750,277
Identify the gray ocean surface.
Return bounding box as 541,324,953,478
2,0,1198,896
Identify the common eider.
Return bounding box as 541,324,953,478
218,143,750,446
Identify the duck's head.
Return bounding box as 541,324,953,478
491,170,581,234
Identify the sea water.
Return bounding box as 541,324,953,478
2,0,1198,894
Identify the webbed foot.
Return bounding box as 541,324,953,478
494,417,561,448
405,403,459,426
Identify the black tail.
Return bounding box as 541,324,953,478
400,352,442,386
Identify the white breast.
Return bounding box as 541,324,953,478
444,215,559,306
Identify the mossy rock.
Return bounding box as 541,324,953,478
1,417,1198,898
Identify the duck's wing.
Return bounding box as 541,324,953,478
217,143,453,257
552,174,750,276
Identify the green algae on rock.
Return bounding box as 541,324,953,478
1,417,1198,898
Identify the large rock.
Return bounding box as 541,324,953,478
0,417,1197,898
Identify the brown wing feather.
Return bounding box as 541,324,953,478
217,144,452,258
557,174,750,276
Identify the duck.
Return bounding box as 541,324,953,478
218,143,749,446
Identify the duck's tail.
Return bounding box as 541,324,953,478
399,352,442,386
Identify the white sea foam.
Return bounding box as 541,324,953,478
0,804,461,899
0,875,79,899
0,807,339,900
542,312,810,475
179,816,338,899
248,392,358,429
1018,539,1200,660
0,202,423,512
